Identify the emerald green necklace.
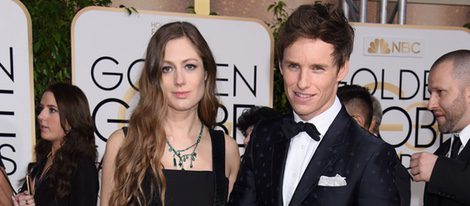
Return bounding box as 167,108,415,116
166,123,204,170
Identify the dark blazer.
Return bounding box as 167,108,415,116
24,157,98,206
424,137,470,206
229,108,404,206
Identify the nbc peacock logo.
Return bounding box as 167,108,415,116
368,38,391,54
364,37,424,57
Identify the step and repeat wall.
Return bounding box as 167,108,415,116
1,0,470,204
0,0,35,190
345,23,470,205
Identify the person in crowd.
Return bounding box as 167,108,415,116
13,83,99,206
369,95,383,135
237,106,281,146
1,155,14,206
337,84,373,129
411,49,470,206
229,3,403,205
338,85,411,206
100,21,240,206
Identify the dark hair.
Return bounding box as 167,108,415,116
35,82,97,199
337,85,373,128
237,106,282,136
111,21,219,205
370,95,383,134
431,49,470,86
276,3,354,69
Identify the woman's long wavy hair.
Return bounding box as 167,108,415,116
35,83,97,199
109,21,219,205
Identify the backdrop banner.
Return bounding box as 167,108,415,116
72,7,470,205
345,23,470,205
72,7,273,159
0,0,35,190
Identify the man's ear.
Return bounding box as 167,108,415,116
337,60,349,82
465,86,470,104
369,117,377,133
352,114,366,129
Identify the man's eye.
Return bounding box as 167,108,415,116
312,66,325,73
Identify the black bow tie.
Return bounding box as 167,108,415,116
281,119,321,141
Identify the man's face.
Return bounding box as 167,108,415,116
280,37,348,120
427,61,470,133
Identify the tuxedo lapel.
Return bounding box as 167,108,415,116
457,140,470,162
434,139,451,156
271,117,295,205
272,136,291,205
289,109,350,206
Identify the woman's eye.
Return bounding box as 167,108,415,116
49,108,58,113
162,66,173,73
287,63,299,70
185,64,197,70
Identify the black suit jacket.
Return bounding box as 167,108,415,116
23,157,99,206
424,136,470,206
229,108,404,206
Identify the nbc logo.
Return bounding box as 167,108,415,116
364,37,424,58
368,38,391,54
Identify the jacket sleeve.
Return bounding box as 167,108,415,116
357,143,402,206
426,156,470,204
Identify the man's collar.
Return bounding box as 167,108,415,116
293,97,342,137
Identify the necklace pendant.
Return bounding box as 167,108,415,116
165,123,205,170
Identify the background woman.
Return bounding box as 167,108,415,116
100,21,240,206
14,83,99,206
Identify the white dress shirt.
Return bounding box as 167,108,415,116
449,124,470,157
282,97,342,206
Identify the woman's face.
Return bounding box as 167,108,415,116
38,91,66,144
160,37,207,113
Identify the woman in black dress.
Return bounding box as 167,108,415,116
100,21,240,206
13,83,98,206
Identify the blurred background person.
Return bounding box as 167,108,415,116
337,84,373,130
237,106,281,146
369,95,383,136
1,155,14,206
13,83,99,206
100,21,240,206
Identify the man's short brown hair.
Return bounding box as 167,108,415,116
276,3,354,69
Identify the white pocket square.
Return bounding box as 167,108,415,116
318,174,347,187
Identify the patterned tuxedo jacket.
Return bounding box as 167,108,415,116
229,108,405,206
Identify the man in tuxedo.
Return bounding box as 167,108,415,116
229,3,404,206
410,49,470,206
